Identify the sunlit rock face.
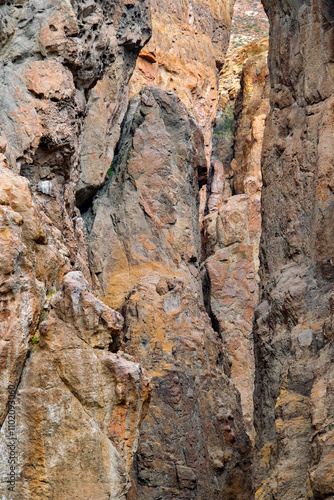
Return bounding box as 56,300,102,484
0,271,151,499
130,0,235,161
86,85,253,500
253,0,334,498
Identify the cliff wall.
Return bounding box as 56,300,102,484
2,0,333,499
130,0,235,160
0,1,152,498
0,0,253,498
203,38,270,440
86,85,252,499
253,0,334,497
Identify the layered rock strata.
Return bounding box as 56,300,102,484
253,0,334,497
86,85,252,499
130,0,235,160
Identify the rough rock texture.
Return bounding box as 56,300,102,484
202,194,258,441
253,0,334,497
0,158,70,429
231,46,270,272
219,38,269,113
130,0,235,160
202,41,270,439
86,86,252,499
214,37,269,176
0,271,151,499
0,0,151,222
0,0,153,497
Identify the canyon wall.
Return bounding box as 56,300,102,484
253,0,334,497
203,38,270,440
86,84,252,500
3,0,333,498
0,0,254,499
0,1,153,498
130,0,235,160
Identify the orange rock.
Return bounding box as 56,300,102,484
130,0,235,162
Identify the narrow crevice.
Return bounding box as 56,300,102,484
0,346,31,433
201,266,222,340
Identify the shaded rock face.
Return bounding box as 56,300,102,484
130,0,235,160
203,42,270,440
253,0,334,497
86,86,252,499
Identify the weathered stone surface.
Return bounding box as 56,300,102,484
0,158,70,432
87,86,252,499
203,195,257,440
203,42,270,440
219,37,269,112
213,37,269,184
130,0,235,160
0,1,153,497
0,0,151,249
231,47,270,272
0,271,151,499
253,0,334,497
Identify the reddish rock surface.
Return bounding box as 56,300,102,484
0,1,153,497
0,271,151,499
2,0,333,498
204,39,270,440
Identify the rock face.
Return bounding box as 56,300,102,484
4,0,334,498
0,158,70,429
0,0,153,497
0,271,151,499
86,86,252,499
130,0,235,160
203,40,270,440
253,0,334,497
231,44,270,273
0,0,151,224
214,37,269,176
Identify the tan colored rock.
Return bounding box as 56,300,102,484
203,41,270,440
0,271,151,499
203,195,257,439
0,1,153,496
0,160,70,430
232,49,270,272
25,60,75,100
219,37,269,111
130,0,235,161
